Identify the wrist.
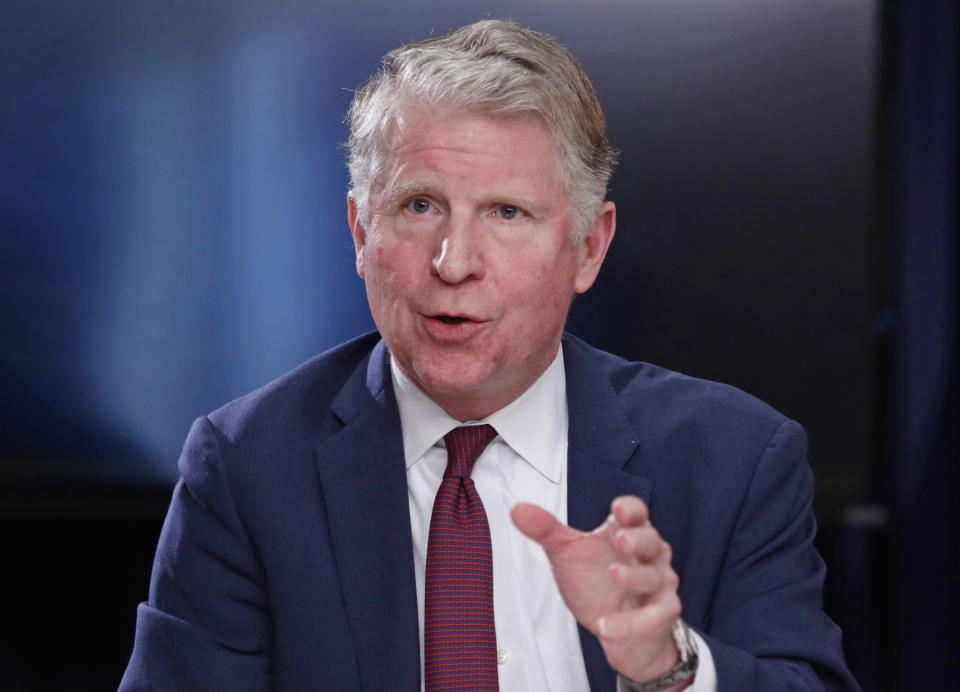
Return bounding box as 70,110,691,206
624,635,679,682
617,619,699,692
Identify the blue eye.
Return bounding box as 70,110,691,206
499,205,519,220
411,198,431,214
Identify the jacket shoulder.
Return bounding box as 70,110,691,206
563,333,795,454
566,333,786,418
205,331,382,449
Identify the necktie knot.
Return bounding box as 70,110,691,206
443,424,497,479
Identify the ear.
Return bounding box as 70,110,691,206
573,201,616,294
347,193,366,279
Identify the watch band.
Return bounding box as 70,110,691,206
617,619,699,692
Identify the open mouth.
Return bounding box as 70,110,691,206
434,315,469,325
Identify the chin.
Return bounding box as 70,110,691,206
414,358,493,397
420,365,489,394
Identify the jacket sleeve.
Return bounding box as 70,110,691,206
119,416,272,692
702,419,860,692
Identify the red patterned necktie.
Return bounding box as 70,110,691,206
424,424,500,691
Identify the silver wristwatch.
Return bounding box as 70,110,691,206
617,619,699,692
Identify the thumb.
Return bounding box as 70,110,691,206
511,502,580,554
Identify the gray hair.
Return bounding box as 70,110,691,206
346,19,617,242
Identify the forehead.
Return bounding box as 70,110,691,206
377,109,565,196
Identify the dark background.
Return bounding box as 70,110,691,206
0,1,956,690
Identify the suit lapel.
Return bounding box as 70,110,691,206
315,340,420,691
563,335,653,692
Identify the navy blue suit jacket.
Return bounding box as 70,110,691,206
121,332,858,691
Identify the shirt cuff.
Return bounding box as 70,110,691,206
687,629,716,692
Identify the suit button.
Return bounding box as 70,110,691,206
497,647,510,665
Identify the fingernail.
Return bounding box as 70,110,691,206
597,617,608,637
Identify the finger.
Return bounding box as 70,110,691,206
511,502,580,554
612,526,670,563
609,562,679,596
611,495,649,526
596,592,682,639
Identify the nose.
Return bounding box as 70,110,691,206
431,214,485,284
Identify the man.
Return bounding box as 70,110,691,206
121,20,858,692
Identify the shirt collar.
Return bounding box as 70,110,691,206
390,348,567,484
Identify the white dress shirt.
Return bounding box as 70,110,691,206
391,349,716,691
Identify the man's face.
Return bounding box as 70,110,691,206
348,110,614,420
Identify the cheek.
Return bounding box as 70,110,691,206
512,256,577,328
503,251,551,283
367,239,418,299
510,271,570,329
520,253,573,299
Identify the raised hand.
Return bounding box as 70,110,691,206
511,495,686,685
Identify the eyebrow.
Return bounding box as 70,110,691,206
380,180,435,210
